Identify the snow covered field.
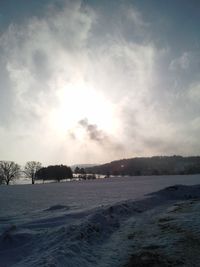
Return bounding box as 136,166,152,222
1,175,200,266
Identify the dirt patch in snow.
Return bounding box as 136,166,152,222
124,250,183,267
124,196,200,267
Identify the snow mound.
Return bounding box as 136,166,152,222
1,184,200,267
124,198,200,267
44,205,70,212
0,227,33,251
148,184,200,200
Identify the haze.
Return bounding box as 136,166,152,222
0,0,200,165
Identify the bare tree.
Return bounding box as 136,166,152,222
24,161,42,184
0,161,21,185
0,170,3,185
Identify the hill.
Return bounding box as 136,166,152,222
70,164,96,171
85,156,200,176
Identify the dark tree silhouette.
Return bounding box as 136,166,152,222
0,171,3,185
74,167,80,174
35,167,48,183
74,167,85,174
0,161,21,185
36,165,73,182
24,161,42,184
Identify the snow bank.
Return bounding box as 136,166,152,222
149,184,200,200
44,205,70,212
1,184,200,266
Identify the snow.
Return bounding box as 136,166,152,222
1,175,200,266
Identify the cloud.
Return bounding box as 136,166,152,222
0,0,200,164
127,7,149,29
0,0,96,163
79,118,106,142
188,83,200,103
169,52,190,70
2,2,94,118
78,118,124,151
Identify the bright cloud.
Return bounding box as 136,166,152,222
0,0,200,165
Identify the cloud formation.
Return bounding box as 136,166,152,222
78,118,123,151
0,0,200,165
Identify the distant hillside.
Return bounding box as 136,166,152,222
85,156,200,176
70,164,96,171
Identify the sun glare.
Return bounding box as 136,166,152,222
50,82,116,138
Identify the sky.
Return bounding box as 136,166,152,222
0,0,200,166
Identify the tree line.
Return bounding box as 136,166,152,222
85,156,200,176
0,161,73,185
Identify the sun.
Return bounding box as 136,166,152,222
49,81,116,138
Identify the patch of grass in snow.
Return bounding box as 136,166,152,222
124,250,184,267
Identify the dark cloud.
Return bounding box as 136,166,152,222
78,118,124,151
79,118,105,142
